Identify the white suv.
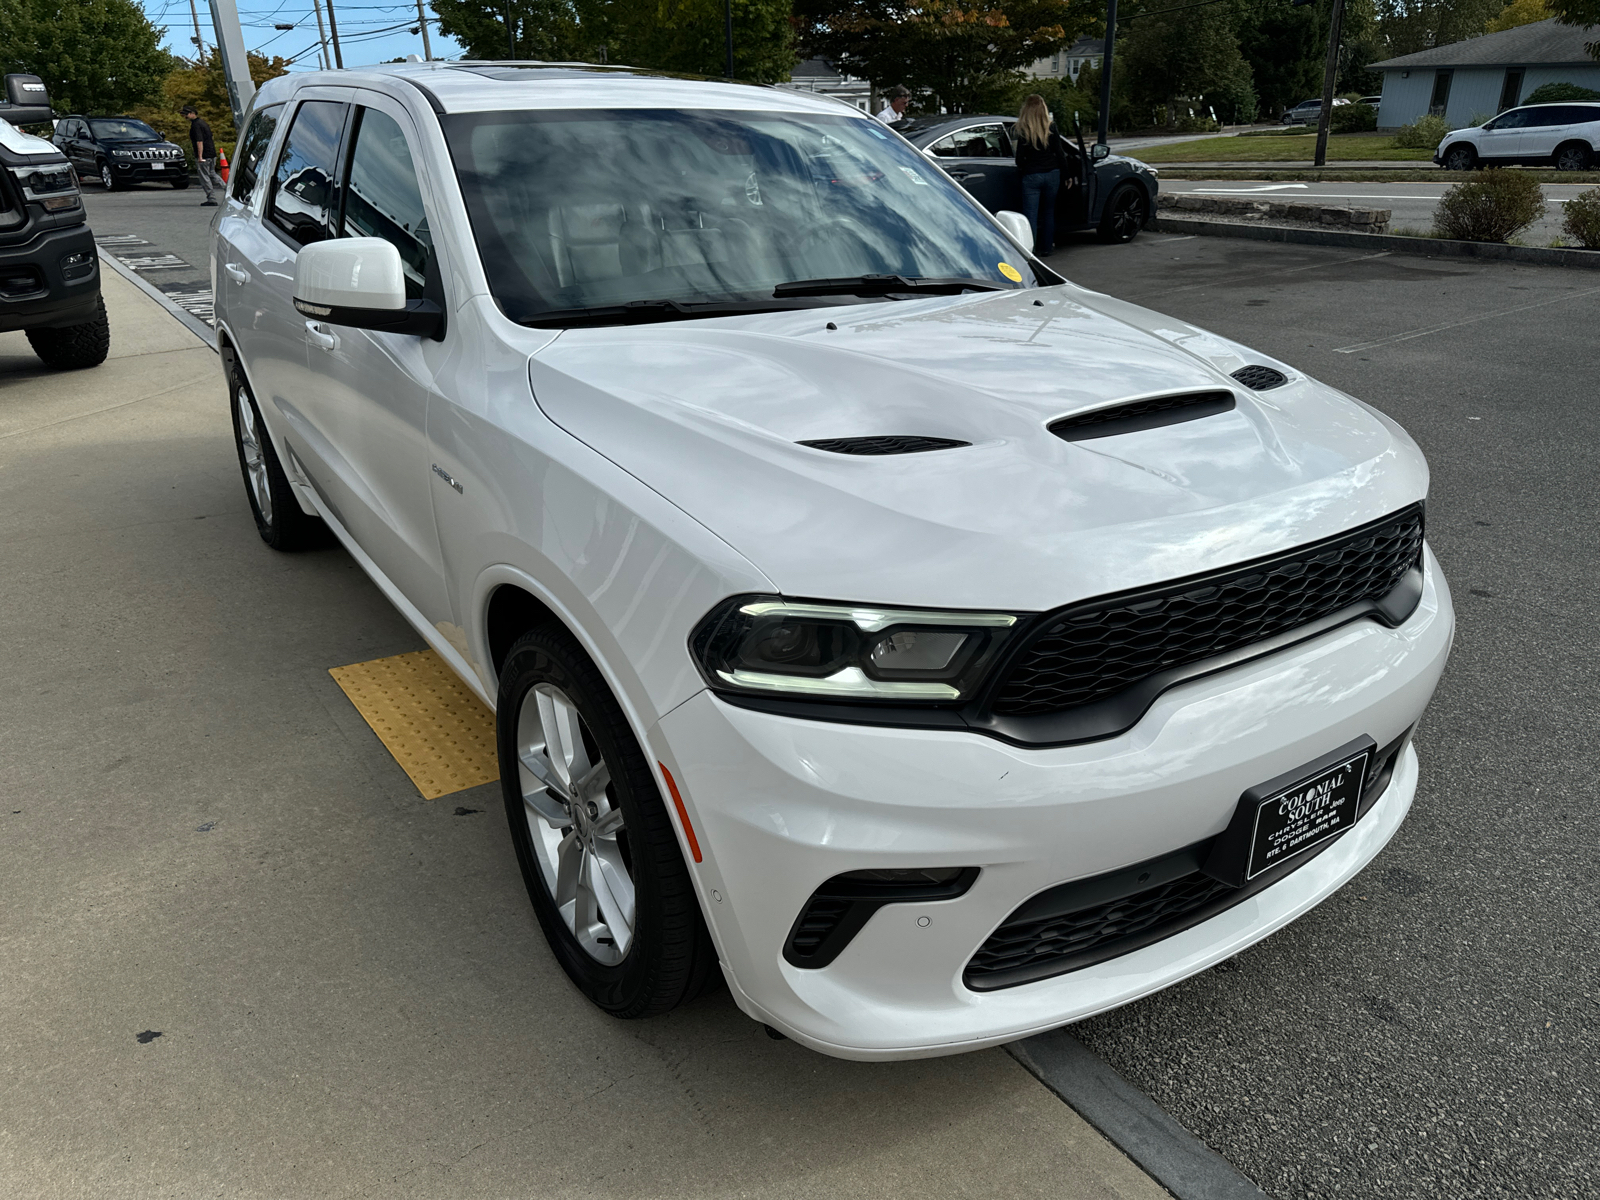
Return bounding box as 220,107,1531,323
214,63,1453,1061
1437,102,1600,171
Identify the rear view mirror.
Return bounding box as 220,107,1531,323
993,210,1033,252
1091,143,1111,161
293,237,442,339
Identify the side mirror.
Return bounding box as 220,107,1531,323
993,210,1033,251
293,237,442,339
1091,143,1111,161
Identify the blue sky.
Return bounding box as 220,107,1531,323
147,0,466,72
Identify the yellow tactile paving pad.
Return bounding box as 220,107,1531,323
329,650,499,799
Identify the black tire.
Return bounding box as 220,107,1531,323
1441,143,1477,171
1554,141,1592,172
1098,183,1148,244
497,625,716,1018
98,160,123,191
226,363,325,550
171,176,190,189
25,296,110,370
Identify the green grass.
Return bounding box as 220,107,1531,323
1135,134,1435,163
1154,167,1600,184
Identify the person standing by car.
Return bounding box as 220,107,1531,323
1013,94,1075,256
181,104,221,207
875,86,911,125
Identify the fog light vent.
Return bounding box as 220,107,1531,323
783,867,978,969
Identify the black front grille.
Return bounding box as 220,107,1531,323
0,264,45,297
965,728,1412,989
1231,364,1288,391
990,506,1425,718
799,435,970,455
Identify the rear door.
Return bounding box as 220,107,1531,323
925,123,1018,212
1520,106,1569,160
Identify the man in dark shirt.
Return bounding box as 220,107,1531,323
181,104,222,207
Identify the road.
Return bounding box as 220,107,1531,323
1058,230,1600,1200
1159,177,1592,244
80,181,219,326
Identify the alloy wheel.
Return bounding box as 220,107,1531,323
1445,147,1475,171
234,386,273,525
1556,145,1588,171
516,682,635,966
100,163,114,189
1110,189,1145,241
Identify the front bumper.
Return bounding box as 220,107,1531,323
652,546,1453,1060
0,223,100,331
111,159,188,184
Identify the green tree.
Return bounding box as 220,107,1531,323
1373,0,1505,57
430,0,589,61
796,0,1099,113
0,0,171,113
1238,0,1322,116
1119,0,1253,126
1485,0,1553,31
129,51,290,160
1547,0,1600,59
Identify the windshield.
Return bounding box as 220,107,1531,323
89,118,160,141
442,108,1039,324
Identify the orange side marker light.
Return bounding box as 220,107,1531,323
659,763,702,863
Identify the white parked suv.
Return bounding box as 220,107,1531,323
1436,101,1600,171
214,62,1454,1060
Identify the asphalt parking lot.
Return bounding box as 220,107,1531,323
1059,232,1600,1199
3,189,1596,1197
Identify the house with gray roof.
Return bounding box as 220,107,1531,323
1369,18,1600,128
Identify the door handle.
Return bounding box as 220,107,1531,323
305,320,337,351
224,262,249,283
950,170,986,181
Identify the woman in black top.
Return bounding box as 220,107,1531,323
1013,94,1076,256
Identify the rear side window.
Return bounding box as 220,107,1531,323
340,107,431,298
231,104,283,205
1523,107,1563,128
1561,105,1600,126
269,99,348,246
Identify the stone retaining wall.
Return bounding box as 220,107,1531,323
1156,193,1391,233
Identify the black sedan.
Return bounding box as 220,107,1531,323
52,116,189,190
896,115,1158,244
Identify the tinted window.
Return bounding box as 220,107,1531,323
340,107,430,298
1486,109,1528,130
232,104,283,205
929,125,1009,158
1522,106,1563,128
1560,105,1600,126
444,108,1038,324
88,118,159,140
269,100,347,246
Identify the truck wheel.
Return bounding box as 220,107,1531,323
1098,184,1148,244
229,370,325,551
98,161,122,190
25,297,111,370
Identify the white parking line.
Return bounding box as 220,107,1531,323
1335,285,1600,353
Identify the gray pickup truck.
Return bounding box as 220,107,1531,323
1,73,107,369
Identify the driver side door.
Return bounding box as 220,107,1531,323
1475,109,1527,161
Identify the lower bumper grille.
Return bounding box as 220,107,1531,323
964,728,1412,990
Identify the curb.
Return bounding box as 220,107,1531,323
1008,1030,1274,1200
98,252,217,348
1152,216,1600,270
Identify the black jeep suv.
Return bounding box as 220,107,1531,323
53,114,189,190
1,74,108,369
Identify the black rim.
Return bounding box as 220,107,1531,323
1111,189,1143,239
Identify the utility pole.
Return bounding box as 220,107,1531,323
414,0,432,60
188,0,206,60
1313,0,1348,167
325,0,345,67
1095,0,1117,148
724,0,733,79
505,0,515,58
312,0,332,69
206,0,255,129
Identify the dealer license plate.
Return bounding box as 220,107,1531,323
151,162,165,170
1246,748,1369,879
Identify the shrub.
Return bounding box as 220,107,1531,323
1433,170,1547,242
1561,187,1600,249
1522,81,1600,105
1330,103,1377,133
1393,113,1451,149
1173,114,1221,133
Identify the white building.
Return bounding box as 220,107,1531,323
782,58,872,114
1025,36,1104,83
1370,19,1600,129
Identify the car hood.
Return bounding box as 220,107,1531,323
527,286,1427,611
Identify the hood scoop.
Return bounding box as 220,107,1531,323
1230,364,1288,391
798,435,971,455
1049,390,1235,443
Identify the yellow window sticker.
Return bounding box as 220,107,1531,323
998,262,1023,283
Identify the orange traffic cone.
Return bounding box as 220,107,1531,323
218,150,230,183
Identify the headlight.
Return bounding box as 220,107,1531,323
691,595,1020,703
112,149,132,158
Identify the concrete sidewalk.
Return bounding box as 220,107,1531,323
0,273,1171,1198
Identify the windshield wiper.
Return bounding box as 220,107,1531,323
521,297,806,329
773,275,1009,299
